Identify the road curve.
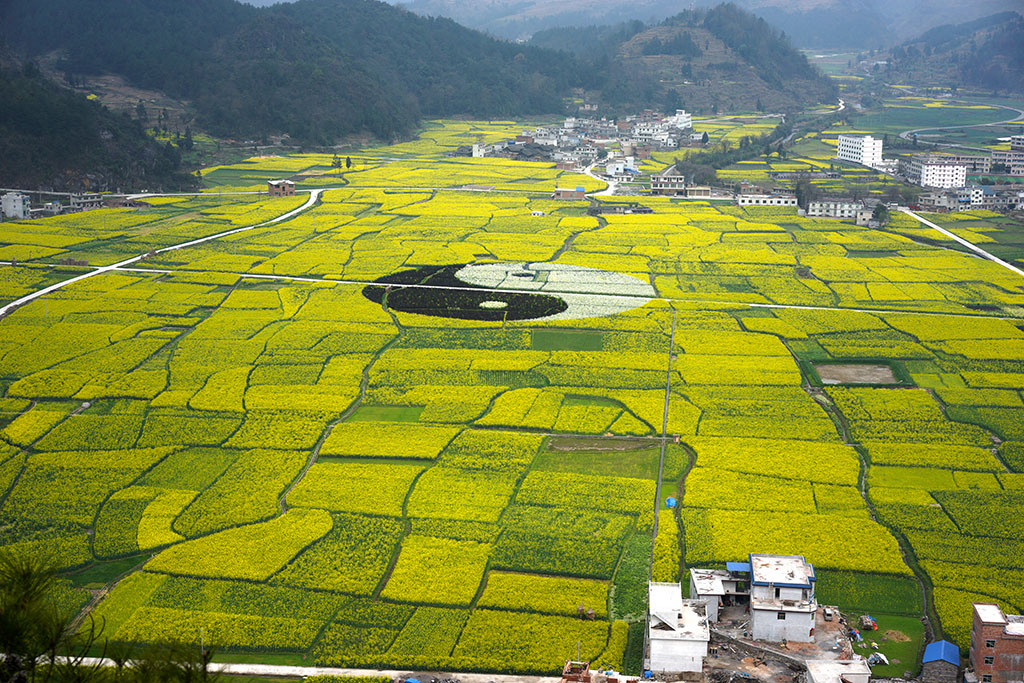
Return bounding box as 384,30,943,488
0,189,323,318
898,103,1024,150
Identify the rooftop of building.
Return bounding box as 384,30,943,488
975,603,1008,624
805,659,871,683
649,584,710,641
923,640,959,666
689,568,730,595
750,553,815,587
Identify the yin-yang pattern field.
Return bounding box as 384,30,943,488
0,119,1022,672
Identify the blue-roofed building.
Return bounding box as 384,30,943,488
922,640,960,683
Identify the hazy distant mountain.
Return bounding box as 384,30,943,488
882,12,1024,93
379,0,1024,48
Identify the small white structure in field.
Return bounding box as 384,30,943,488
805,660,871,683
749,553,817,643
647,582,709,674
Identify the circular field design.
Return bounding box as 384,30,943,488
362,262,655,321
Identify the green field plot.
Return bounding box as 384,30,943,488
2,114,1024,673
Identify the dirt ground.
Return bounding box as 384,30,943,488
815,363,897,384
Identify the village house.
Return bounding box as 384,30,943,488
748,554,818,643
650,166,687,196
688,554,817,643
970,603,1024,683
922,640,960,683
552,187,586,201
689,564,750,621
70,193,103,211
647,582,710,674
737,192,798,207
1,192,30,220
807,198,864,219
267,179,295,197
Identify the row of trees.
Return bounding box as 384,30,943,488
1,552,216,683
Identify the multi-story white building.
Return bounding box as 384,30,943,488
1,192,30,220
647,582,710,674
807,198,864,219
749,553,817,643
993,137,1024,175
666,109,692,130
920,160,967,189
836,134,884,168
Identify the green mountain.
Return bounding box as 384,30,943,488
0,53,196,192
532,4,837,113
884,12,1024,92
0,0,587,144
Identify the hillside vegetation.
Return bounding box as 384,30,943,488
0,0,586,143
883,12,1024,93
533,4,837,113
0,56,196,192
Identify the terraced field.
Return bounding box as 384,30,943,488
0,119,1023,672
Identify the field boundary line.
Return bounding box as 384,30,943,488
106,267,1024,321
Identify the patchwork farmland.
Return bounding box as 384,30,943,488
0,120,1022,673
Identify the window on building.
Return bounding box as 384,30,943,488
775,588,781,599
986,640,996,648
983,676,992,682
985,657,994,665
777,613,786,620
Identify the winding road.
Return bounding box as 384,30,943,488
0,189,323,318
897,102,1024,152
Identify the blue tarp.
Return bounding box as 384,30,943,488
923,640,960,666
665,497,677,508
727,561,751,573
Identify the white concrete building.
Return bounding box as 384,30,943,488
836,135,884,168
70,193,103,211
919,161,967,189
805,660,871,683
807,198,864,219
647,582,710,674
749,554,817,643
689,566,749,622
666,109,692,130
1,192,30,220
737,193,798,207
471,143,486,158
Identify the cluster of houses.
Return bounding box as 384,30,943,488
639,553,1015,683
0,191,126,221
459,110,697,171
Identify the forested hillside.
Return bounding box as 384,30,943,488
532,4,837,113
0,0,586,143
883,12,1024,93
0,0,836,147
0,55,196,192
